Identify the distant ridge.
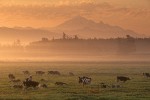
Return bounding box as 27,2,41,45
0,27,58,44
51,16,140,38
0,16,143,44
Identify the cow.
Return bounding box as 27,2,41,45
23,71,30,75
23,80,40,88
36,71,45,75
48,71,61,75
117,76,130,82
79,76,92,86
8,74,15,80
143,73,150,78
55,82,67,86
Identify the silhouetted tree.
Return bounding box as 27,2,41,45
42,38,49,42
63,32,66,40
74,35,79,40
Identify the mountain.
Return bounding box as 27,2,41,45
51,16,140,38
0,27,59,44
0,16,142,44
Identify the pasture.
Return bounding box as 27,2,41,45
0,61,150,100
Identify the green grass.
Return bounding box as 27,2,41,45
0,61,150,100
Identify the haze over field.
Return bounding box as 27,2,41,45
0,0,149,61
0,2,150,100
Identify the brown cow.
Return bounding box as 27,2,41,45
36,71,45,75
143,73,150,78
48,71,61,75
23,80,39,88
117,76,130,82
23,71,30,75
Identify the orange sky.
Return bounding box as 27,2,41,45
0,0,149,35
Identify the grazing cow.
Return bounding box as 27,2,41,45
13,85,23,89
48,71,61,75
69,72,74,76
55,82,67,86
23,71,30,75
36,71,45,75
79,76,92,86
143,73,150,78
117,76,130,82
23,80,39,88
8,74,15,80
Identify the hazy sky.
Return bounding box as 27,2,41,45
0,0,149,35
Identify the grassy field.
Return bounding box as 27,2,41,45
0,61,150,100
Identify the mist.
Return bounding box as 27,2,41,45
0,35,150,62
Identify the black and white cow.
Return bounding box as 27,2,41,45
23,71,30,75
78,76,92,86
